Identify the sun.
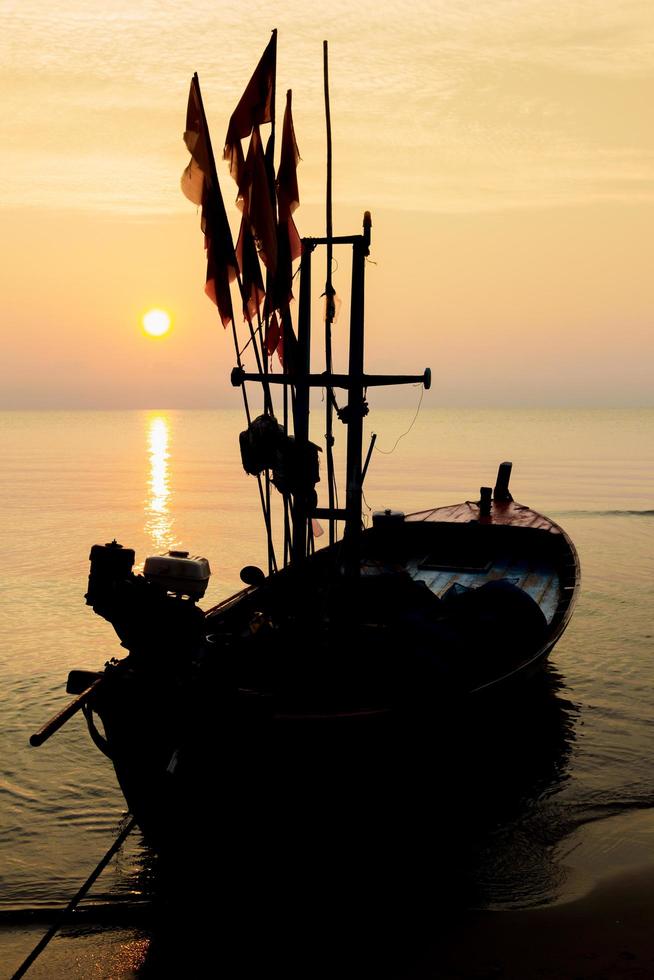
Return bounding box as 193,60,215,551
142,309,171,337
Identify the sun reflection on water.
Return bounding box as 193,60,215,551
145,414,175,552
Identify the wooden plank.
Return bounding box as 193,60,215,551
406,500,561,533
537,577,561,624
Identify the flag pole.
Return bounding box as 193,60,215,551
193,72,277,571
266,29,293,570
193,73,273,414
323,41,337,548
265,29,278,573
262,28,278,388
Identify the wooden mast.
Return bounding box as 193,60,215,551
343,213,371,573
225,40,428,569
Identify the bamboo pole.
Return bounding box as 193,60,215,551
323,41,337,547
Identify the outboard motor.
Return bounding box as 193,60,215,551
85,541,208,661
86,540,135,606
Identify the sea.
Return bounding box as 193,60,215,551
1,406,653,976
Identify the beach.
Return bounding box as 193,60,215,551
420,866,654,980
5,862,654,978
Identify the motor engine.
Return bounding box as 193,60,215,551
143,550,211,600
86,540,135,606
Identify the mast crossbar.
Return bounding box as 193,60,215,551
305,234,367,246
231,369,431,390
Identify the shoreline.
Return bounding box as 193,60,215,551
4,863,654,979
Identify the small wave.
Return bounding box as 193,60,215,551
550,790,654,837
556,509,654,518
0,778,39,804
0,899,151,925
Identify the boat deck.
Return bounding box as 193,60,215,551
362,500,570,626
408,555,561,624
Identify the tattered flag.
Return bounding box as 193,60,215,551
236,126,277,274
224,31,276,185
236,215,265,323
182,75,238,327
270,89,302,312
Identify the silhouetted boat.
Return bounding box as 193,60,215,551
32,34,580,854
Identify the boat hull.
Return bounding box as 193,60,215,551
84,499,579,846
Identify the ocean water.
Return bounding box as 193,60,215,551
1,407,653,972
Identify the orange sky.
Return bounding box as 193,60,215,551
1,1,653,408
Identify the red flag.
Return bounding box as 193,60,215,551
277,89,301,259
236,215,265,322
278,307,299,372
182,75,238,327
224,31,276,184
265,310,280,356
237,126,277,274
271,89,302,312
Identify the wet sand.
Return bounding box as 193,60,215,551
1,924,147,979
411,866,654,980
3,865,654,979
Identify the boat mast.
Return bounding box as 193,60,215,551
235,216,429,570
228,40,431,571
342,213,371,573
290,215,371,570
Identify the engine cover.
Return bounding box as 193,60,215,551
143,550,211,600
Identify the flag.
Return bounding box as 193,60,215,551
271,89,302,312
278,307,299,372
265,310,280,356
236,215,265,322
277,90,301,258
182,75,238,327
237,125,277,274
224,31,276,184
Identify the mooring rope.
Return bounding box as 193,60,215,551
10,815,137,980
373,385,425,456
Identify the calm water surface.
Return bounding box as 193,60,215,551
1,407,653,969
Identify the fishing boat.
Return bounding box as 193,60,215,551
31,33,580,856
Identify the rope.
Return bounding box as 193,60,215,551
362,488,372,528
10,816,137,980
373,385,424,456
238,320,264,358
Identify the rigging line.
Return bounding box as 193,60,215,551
257,470,278,573
362,487,372,528
238,318,264,358
374,385,425,455
10,816,137,980
229,316,276,568
230,320,253,426
255,304,275,571
264,469,274,575
241,297,272,415
254,303,274,417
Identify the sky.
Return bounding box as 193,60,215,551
1,0,652,408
